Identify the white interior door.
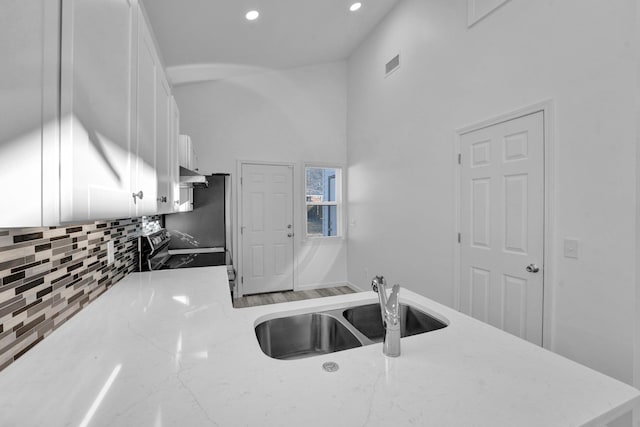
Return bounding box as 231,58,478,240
459,111,544,345
241,164,294,295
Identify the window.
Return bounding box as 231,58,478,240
305,166,342,238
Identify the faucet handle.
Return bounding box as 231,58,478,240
387,284,400,320
371,275,385,293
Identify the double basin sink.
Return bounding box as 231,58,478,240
255,302,447,360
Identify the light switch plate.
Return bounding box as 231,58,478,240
564,238,579,259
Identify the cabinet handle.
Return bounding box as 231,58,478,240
132,191,144,204
157,196,167,203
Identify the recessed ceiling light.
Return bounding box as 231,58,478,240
245,10,259,21
349,2,362,12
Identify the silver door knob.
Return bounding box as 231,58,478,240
526,264,540,273
287,233,293,238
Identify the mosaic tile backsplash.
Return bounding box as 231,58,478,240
0,218,141,371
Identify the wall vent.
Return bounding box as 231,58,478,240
385,54,400,76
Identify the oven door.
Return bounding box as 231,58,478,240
161,252,227,269
148,244,171,270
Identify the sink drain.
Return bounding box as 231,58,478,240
322,361,339,372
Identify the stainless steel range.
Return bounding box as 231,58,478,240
139,228,235,287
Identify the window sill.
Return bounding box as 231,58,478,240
301,235,345,244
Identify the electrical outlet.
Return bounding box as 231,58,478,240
107,241,115,265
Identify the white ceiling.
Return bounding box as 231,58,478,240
141,0,401,83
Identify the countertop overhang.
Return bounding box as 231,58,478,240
0,266,638,426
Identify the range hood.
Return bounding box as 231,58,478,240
180,166,208,188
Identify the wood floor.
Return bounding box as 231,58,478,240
233,286,357,308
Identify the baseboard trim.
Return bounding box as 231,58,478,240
346,281,366,293
295,282,354,292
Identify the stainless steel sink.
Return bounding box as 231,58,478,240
255,302,447,359
343,303,447,342
255,313,362,360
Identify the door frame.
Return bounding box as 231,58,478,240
235,160,297,298
453,100,555,349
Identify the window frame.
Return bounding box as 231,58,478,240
303,164,344,240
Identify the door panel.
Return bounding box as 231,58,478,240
59,0,134,221
502,274,527,336
460,111,544,345
504,174,528,253
134,18,158,215
471,178,491,248
169,97,180,210
156,76,172,213
0,0,53,226
470,267,490,322
242,164,294,295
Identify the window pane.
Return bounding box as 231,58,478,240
306,168,337,203
306,205,337,237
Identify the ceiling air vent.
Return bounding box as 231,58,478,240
385,54,400,76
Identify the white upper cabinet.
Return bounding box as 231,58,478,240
0,0,59,227
177,135,195,213
178,135,198,170
59,0,136,222
170,97,181,211
155,73,173,214
0,0,179,227
134,11,159,216
134,6,181,217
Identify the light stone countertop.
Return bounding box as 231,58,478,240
0,266,638,426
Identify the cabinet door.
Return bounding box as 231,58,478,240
0,0,58,227
170,97,181,211
59,0,134,222
178,135,192,169
178,187,194,213
155,75,172,214
134,12,158,216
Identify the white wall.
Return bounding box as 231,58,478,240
347,0,637,387
173,61,348,290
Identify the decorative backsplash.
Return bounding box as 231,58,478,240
141,215,162,235
0,218,141,371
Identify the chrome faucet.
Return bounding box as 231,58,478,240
371,275,401,357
